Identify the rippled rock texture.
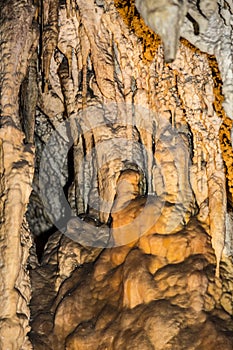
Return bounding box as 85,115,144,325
0,0,233,349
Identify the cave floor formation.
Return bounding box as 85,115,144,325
29,217,233,349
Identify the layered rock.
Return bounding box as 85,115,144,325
0,127,34,349
28,0,233,348
30,217,233,349
0,0,36,347
0,1,233,349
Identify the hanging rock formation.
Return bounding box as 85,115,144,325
0,0,233,349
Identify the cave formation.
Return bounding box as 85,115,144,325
1,0,233,349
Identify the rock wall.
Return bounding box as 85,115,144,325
0,0,233,349
0,0,36,348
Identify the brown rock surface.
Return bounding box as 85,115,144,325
0,0,233,349
30,219,233,349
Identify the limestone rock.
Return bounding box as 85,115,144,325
1,1,233,349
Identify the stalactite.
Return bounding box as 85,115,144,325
0,0,37,127
135,0,189,62
209,55,233,206
20,51,39,143
79,25,90,107
20,1,233,348
65,0,76,19
207,158,227,278
41,0,59,92
219,116,233,205
78,0,116,100
57,54,75,116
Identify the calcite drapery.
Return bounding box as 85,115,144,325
0,0,233,349
0,0,36,348
28,1,233,349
